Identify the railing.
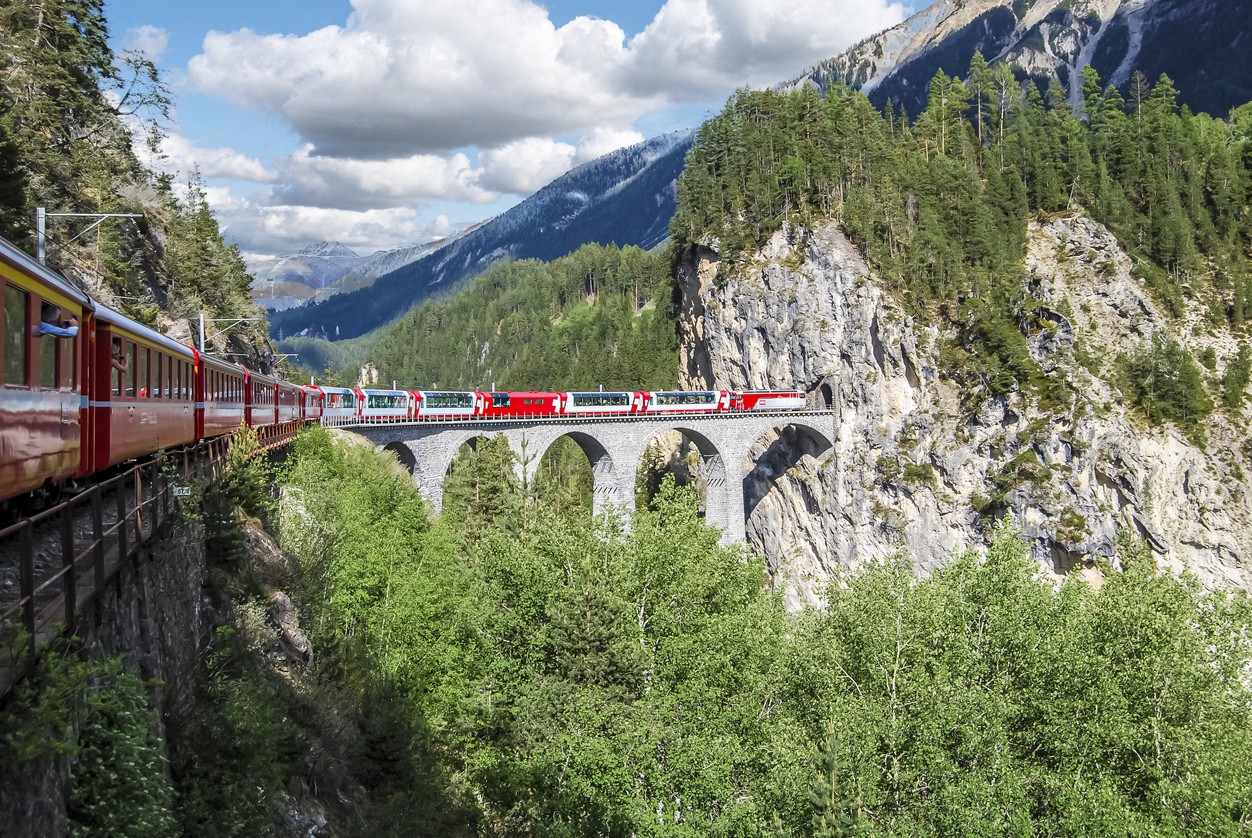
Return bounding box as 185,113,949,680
0,421,306,700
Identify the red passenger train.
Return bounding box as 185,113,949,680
0,236,308,505
2,233,811,506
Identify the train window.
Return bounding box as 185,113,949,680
124,344,135,396
138,347,149,397
153,354,163,398
61,329,74,388
40,327,58,388
492,393,510,408
4,284,28,386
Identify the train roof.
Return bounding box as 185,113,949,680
93,300,195,358
0,235,93,308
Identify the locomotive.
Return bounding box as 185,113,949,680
1,234,808,505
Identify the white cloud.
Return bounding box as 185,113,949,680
137,130,278,184
625,0,907,96
268,146,496,210
575,128,647,165
214,198,442,255
187,0,906,159
476,128,644,195
174,0,910,259
123,25,170,61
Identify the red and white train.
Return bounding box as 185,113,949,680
322,387,808,422
1,234,807,505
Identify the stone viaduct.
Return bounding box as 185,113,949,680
344,411,835,545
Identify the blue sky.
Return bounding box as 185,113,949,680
105,0,919,262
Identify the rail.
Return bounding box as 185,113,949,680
0,421,304,699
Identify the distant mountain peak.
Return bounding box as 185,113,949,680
296,241,360,259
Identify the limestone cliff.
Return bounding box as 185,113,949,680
678,216,1252,609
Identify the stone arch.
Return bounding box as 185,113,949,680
532,430,615,514
742,421,835,521
538,431,612,475
637,425,727,519
381,441,417,474
432,432,506,513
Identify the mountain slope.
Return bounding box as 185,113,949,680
271,131,693,340
791,0,1252,119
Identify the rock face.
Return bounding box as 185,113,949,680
677,216,1252,609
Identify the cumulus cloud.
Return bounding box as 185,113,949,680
268,146,496,210
476,127,645,195
138,131,279,184
214,199,442,255
123,24,170,61
623,0,906,97
187,0,906,159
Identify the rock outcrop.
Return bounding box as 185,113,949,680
677,216,1251,609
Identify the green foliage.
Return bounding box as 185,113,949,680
2,646,177,836
172,625,300,837
902,461,937,488
1222,344,1251,409
789,523,1252,836
268,430,1252,835
671,69,1252,411
369,243,679,391
68,659,178,838
0,3,269,353
1120,335,1213,431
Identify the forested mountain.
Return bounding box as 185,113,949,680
0,0,272,363
792,0,1252,122
369,244,678,392
270,131,693,341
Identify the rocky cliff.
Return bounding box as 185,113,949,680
678,216,1252,609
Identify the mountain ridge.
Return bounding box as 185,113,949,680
270,130,694,340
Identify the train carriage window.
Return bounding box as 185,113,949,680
60,329,74,389
124,344,135,396
40,326,58,388
138,347,149,397
4,285,28,386
153,354,163,398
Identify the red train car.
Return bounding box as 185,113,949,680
277,379,302,423
89,303,197,471
0,241,88,502
245,370,278,428
559,391,641,415
197,352,246,438
479,391,563,419
736,390,807,411
301,385,324,422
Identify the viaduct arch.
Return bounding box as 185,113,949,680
354,412,834,546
